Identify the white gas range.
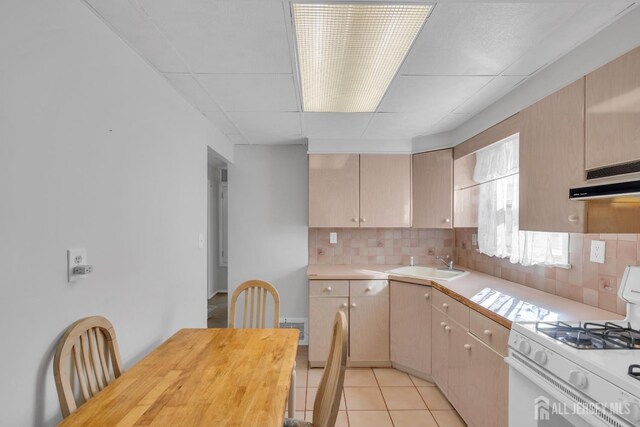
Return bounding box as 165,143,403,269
506,265,640,427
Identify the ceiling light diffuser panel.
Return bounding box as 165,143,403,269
292,3,432,113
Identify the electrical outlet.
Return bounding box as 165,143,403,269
67,248,87,283
329,232,337,244
590,240,606,264
472,234,478,247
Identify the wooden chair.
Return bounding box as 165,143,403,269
53,316,123,418
229,280,280,328
284,311,348,427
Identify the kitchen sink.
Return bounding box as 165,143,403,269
385,266,469,281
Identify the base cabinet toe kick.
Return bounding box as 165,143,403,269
308,278,509,427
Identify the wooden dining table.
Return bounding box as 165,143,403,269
58,328,299,427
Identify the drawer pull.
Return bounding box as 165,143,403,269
444,326,451,332
442,303,448,309
326,286,332,292
483,329,493,337
424,293,430,299
464,344,472,350
366,287,372,292
351,303,357,308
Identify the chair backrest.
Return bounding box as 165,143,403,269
53,316,124,417
229,280,280,328
313,311,348,427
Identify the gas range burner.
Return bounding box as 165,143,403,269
536,321,640,349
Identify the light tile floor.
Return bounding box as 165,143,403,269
293,347,467,427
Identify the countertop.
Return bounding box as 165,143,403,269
307,264,623,328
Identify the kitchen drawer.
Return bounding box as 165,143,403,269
309,280,349,297
433,290,469,329
350,280,389,297
469,309,509,357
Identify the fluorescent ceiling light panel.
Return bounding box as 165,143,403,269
292,3,431,112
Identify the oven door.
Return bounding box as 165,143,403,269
506,351,632,427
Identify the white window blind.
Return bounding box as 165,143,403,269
475,134,570,268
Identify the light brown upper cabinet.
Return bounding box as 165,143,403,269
586,46,640,170
309,154,360,228
412,149,453,229
520,78,587,233
360,154,411,227
308,154,411,228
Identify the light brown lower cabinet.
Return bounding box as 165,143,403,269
390,281,431,376
308,279,389,367
431,290,508,427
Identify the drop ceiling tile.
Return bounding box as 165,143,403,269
227,112,303,144
197,74,298,112
137,0,292,74
378,76,492,113
87,0,188,73
303,113,373,139
363,112,444,139
502,2,635,76
163,73,220,112
204,112,239,135
402,2,580,76
426,113,472,135
453,76,525,115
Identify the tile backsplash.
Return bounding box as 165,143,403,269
309,228,454,266
455,228,639,316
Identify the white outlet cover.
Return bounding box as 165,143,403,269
329,232,337,244
67,248,87,282
590,240,606,264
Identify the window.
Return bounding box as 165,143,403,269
474,134,570,268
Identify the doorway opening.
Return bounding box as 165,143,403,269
207,148,228,328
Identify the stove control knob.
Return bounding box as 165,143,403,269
626,402,640,423
518,340,532,355
569,371,588,389
533,350,547,365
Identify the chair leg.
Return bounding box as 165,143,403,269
288,362,296,418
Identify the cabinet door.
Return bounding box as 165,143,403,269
349,281,389,362
309,297,348,364
431,308,450,394
390,282,431,375
586,46,640,170
309,154,360,228
520,78,587,233
359,154,411,227
446,321,472,419
413,149,453,229
463,335,508,427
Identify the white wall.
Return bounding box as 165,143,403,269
0,1,233,425
228,145,309,325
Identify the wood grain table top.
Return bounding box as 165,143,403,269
58,328,299,427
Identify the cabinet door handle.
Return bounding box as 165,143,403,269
442,303,448,309
444,326,451,332
365,287,372,292
568,215,579,223
444,218,451,223
440,322,447,327
341,303,348,308
352,218,359,222
326,286,332,292
360,218,367,223
464,344,472,350
483,329,492,337
424,293,430,299
351,303,357,308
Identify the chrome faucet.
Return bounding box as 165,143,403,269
436,255,454,270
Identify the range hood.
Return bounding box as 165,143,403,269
570,179,640,201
